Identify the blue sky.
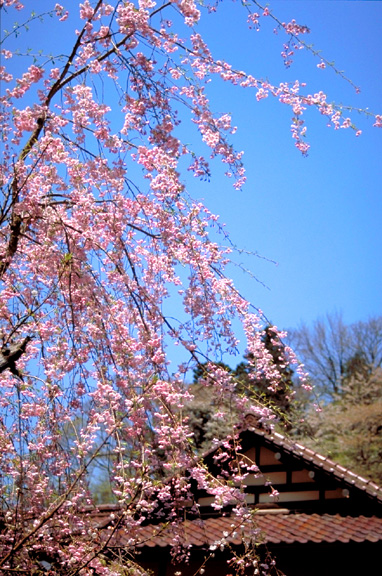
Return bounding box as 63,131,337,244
2,1,381,354
187,0,382,334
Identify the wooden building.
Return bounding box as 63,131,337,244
96,415,382,575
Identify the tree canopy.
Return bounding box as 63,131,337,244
288,313,382,401
290,314,382,483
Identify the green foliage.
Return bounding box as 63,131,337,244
297,377,382,483
183,384,235,452
291,314,382,484
236,326,295,418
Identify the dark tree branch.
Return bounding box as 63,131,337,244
0,336,32,380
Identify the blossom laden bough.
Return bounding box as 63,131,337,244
0,1,380,575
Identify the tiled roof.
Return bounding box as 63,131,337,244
241,416,382,502
255,512,382,544
90,422,382,553
117,511,382,548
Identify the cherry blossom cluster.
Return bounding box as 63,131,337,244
0,1,379,575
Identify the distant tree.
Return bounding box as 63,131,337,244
235,326,295,421
186,327,297,449
183,381,235,451
290,314,382,483
185,362,236,451
297,368,382,483
288,313,382,401
192,361,232,386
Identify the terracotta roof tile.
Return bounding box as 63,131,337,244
102,512,382,549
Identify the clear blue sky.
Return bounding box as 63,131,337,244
187,0,382,335
2,1,381,349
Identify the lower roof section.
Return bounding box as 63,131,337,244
110,510,382,548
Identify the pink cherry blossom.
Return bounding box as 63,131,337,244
0,2,379,575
